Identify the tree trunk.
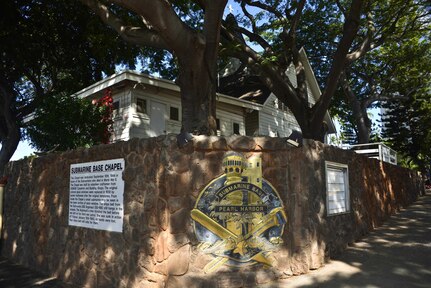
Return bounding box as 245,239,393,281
177,52,217,135
0,125,20,177
341,73,371,143
0,86,21,177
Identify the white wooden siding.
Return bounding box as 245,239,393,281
216,103,245,136
128,87,183,138
286,64,316,105
111,89,132,142
112,87,244,139
259,95,301,137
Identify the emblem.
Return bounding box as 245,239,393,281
191,152,287,273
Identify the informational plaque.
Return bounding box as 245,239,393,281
69,158,125,232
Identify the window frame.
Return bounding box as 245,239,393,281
169,105,180,121
135,97,147,115
233,122,240,135
112,100,120,118
325,161,350,216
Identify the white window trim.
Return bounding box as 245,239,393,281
134,97,150,119
112,100,121,119
325,161,350,216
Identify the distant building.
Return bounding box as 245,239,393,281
341,143,397,165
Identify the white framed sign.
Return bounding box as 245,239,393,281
69,158,125,232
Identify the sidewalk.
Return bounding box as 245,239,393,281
0,257,74,288
0,192,430,288
272,191,431,288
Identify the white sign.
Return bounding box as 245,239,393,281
69,158,125,232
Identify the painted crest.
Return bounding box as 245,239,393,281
191,152,286,273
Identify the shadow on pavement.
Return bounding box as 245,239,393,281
0,257,74,288
272,192,431,288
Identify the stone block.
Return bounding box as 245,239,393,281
155,231,170,263
154,261,168,275
217,273,244,288
165,171,192,197
255,270,276,284
170,152,191,174
193,135,212,150
167,244,190,276
169,208,190,235
227,135,256,151
168,196,184,214
157,198,169,231
167,233,189,253
211,137,228,150
144,237,156,256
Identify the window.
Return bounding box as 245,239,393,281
216,118,220,130
113,101,119,110
112,101,119,116
325,162,350,215
136,98,147,114
233,122,240,135
170,106,179,121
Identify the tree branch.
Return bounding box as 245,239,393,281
80,0,169,50
242,0,284,19
221,25,301,111
346,12,374,63
311,0,364,127
335,0,347,17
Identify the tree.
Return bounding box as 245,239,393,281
0,0,138,176
335,0,431,143
79,0,228,135
24,92,112,152
219,0,364,141
219,1,430,142
380,36,431,174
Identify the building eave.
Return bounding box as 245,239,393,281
299,48,337,134
74,70,262,111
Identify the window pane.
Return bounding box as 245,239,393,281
113,101,119,111
170,106,179,121
326,163,349,215
233,122,240,134
136,98,147,113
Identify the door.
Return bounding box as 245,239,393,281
149,101,166,136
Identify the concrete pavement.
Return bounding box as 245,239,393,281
0,256,74,288
271,191,431,288
0,192,430,288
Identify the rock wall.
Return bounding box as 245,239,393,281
0,136,422,287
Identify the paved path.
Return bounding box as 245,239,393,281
272,191,431,288
0,192,430,288
0,256,74,288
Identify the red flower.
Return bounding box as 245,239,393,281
93,89,115,144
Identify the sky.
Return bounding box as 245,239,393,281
9,140,35,161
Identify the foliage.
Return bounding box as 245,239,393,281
218,1,430,143
380,36,431,173
24,93,111,152
79,0,228,135
219,0,365,140
0,0,140,174
301,0,431,143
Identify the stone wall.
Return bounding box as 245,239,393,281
0,136,422,287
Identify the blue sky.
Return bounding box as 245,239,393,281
10,140,34,160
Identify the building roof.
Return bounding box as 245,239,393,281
217,48,336,133
73,55,336,134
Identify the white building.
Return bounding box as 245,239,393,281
74,49,336,143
